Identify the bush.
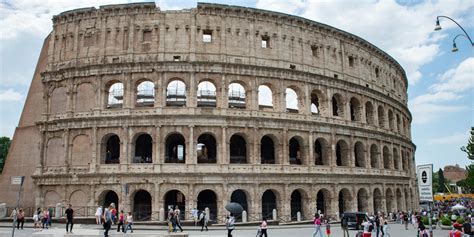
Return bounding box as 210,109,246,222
441,217,452,226
456,217,465,224
421,216,430,225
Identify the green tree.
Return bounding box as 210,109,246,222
437,168,447,193
457,164,474,193
432,170,440,193
0,136,12,174
461,127,474,160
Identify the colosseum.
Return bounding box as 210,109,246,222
0,2,418,222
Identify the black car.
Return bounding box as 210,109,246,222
342,212,368,230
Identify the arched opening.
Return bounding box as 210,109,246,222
332,94,344,117
228,83,246,109
311,93,320,114
133,190,152,221
383,146,391,169
260,136,275,164
314,138,329,166
316,189,330,215
373,188,382,214
290,190,302,220
262,190,277,220
338,189,351,214
354,142,365,168
258,85,273,109
393,148,400,170
289,137,302,165
107,82,124,108
404,189,410,211
166,80,186,106
285,88,299,113
165,133,186,163
386,189,394,213
197,190,217,222
349,97,361,121
197,134,217,163
336,140,349,166
134,134,152,163
231,190,248,222
396,114,401,133
357,189,369,212
402,150,407,171
378,106,385,128
388,110,395,131
396,189,403,211
164,190,186,220
103,134,120,164
370,144,379,168
100,190,119,211
365,101,375,125
136,81,154,107
197,81,217,107
230,134,247,164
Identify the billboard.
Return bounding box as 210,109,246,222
417,164,433,202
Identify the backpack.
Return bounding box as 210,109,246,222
368,221,374,232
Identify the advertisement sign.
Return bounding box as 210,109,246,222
417,164,433,202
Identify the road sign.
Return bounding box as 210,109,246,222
417,164,433,202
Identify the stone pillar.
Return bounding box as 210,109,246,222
308,132,314,166
55,203,62,218
219,74,228,109
252,127,259,164
297,212,301,221
187,125,196,164
220,126,227,164
64,129,70,168
272,209,277,221
303,84,311,115
0,203,6,218
154,125,162,164
91,126,97,172
188,72,196,108
242,210,247,223
159,208,165,221
282,128,288,165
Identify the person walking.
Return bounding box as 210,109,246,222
117,210,125,233
362,219,373,237
341,214,349,237
65,204,74,234
16,209,25,230
226,213,235,237
325,219,331,237
191,208,199,226
95,206,103,225
383,220,390,237
174,206,183,232
42,208,49,229
47,206,53,228
124,212,134,233
200,211,208,231
312,214,323,237
403,212,409,230
379,215,385,237
103,207,112,237
259,217,268,237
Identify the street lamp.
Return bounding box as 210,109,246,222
434,15,474,52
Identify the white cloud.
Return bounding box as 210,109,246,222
431,57,474,93
0,89,24,102
427,130,470,145
409,103,465,124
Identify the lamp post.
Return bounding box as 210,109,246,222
434,15,474,52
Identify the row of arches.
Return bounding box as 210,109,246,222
44,186,414,221
48,79,410,137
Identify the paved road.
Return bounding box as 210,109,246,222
0,222,451,237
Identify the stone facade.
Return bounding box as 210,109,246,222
0,3,418,221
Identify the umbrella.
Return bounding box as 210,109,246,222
451,204,467,211
225,202,244,214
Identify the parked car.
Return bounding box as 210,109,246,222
343,212,368,230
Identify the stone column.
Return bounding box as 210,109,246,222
308,132,314,166
188,72,197,108
221,126,227,164
252,127,259,164
187,125,196,164
304,83,311,115
64,129,70,168
282,128,288,165
219,74,228,109
154,125,162,164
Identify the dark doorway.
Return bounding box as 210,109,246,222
105,135,120,164
197,190,217,222
230,135,247,164
197,134,217,163
165,134,186,163
230,190,248,221
260,136,275,164
164,190,186,220
290,190,302,220
262,190,277,220
134,134,152,163
134,190,151,221
289,137,301,165
316,190,326,215
102,191,119,212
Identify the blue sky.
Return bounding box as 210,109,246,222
1,0,473,171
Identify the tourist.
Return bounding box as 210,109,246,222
33,208,42,231
383,219,391,237
403,212,409,230
259,217,268,237
312,214,323,237
110,204,117,224
341,214,349,237
462,219,471,237
168,208,176,232
124,212,133,233
95,206,103,225
47,205,53,227
65,204,74,234
117,210,125,232
200,211,208,231
42,208,49,229
412,212,417,228
16,208,24,230
191,207,199,226
379,214,385,237
325,218,331,237
175,206,183,232
226,213,236,237
361,218,373,237
375,213,381,237
103,206,112,237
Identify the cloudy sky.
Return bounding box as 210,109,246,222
1,0,473,171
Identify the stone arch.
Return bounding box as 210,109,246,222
197,133,217,163
75,83,95,112
69,190,88,216
285,87,300,113
230,189,249,221
229,134,247,164
197,80,217,107
135,80,155,107
404,188,411,211
349,97,362,121
331,93,344,117
383,146,391,169
133,189,152,221
46,137,64,167
290,189,303,220
365,101,375,125
258,84,274,108
133,133,153,163
338,188,352,214
396,188,403,211
228,82,246,109
165,133,186,163
262,189,278,220
166,79,187,106
197,189,218,221
163,189,186,220
336,139,350,166
98,190,119,211
50,86,67,114
44,190,61,206
106,81,124,108
260,135,276,164
316,188,332,216
354,141,365,168
288,136,304,165
310,89,327,115
388,109,395,131
378,105,386,128
370,144,379,168
101,133,120,164
396,114,401,133
386,188,394,213
71,134,91,166
373,188,383,214
393,147,400,170
357,188,369,212
314,137,330,166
